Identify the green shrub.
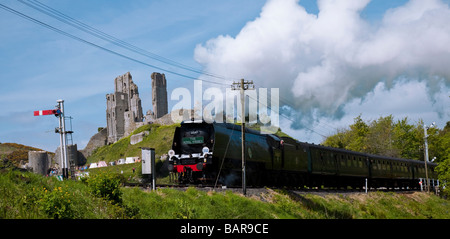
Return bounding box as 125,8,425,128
87,172,123,204
37,185,74,219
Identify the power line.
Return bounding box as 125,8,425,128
0,3,228,87
1,2,330,140
17,0,233,83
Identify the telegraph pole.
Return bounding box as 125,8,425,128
231,79,254,196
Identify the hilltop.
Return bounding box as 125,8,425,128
0,142,48,168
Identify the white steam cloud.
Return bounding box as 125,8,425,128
194,0,450,130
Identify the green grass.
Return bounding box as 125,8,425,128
87,123,179,164
0,169,127,219
1,166,450,219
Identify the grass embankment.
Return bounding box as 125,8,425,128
1,166,449,219
2,123,449,219
87,123,177,164
85,123,178,184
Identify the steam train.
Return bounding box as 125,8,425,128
167,120,438,189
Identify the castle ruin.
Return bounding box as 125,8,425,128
151,72,168,119
105,72,168,144
106,72,144,144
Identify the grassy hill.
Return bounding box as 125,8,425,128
87,123,178,164
0,142,48,167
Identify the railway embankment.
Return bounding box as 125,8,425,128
1,166,449,219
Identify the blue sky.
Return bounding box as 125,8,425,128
1,0,449,152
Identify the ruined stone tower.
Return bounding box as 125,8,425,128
151,72,168,119
106,72,144,144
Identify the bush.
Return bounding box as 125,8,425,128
87,172,123,204
37,185,74,219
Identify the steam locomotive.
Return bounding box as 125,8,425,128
167,120,438,189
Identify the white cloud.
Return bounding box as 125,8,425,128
281,79,450,144
194,0,450,134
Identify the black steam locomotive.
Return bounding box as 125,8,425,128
167,120,438,189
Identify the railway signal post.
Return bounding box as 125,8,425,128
231,79,254,196
34,99,69,179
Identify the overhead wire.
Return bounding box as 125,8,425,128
0,3,229,87
17,0,233,84
1,2,331,140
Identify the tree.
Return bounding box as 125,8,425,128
322,115,446,161
429,121,450,163
322,128,349,149
392,118,422,160
434,122,450,196
365,115,397,157
346,114,369,152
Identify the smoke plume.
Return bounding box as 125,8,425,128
194,0,450,130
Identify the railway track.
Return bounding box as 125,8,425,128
123,182,427,195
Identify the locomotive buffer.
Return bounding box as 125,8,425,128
231,79,254,196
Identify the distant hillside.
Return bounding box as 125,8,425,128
0,142,46,167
